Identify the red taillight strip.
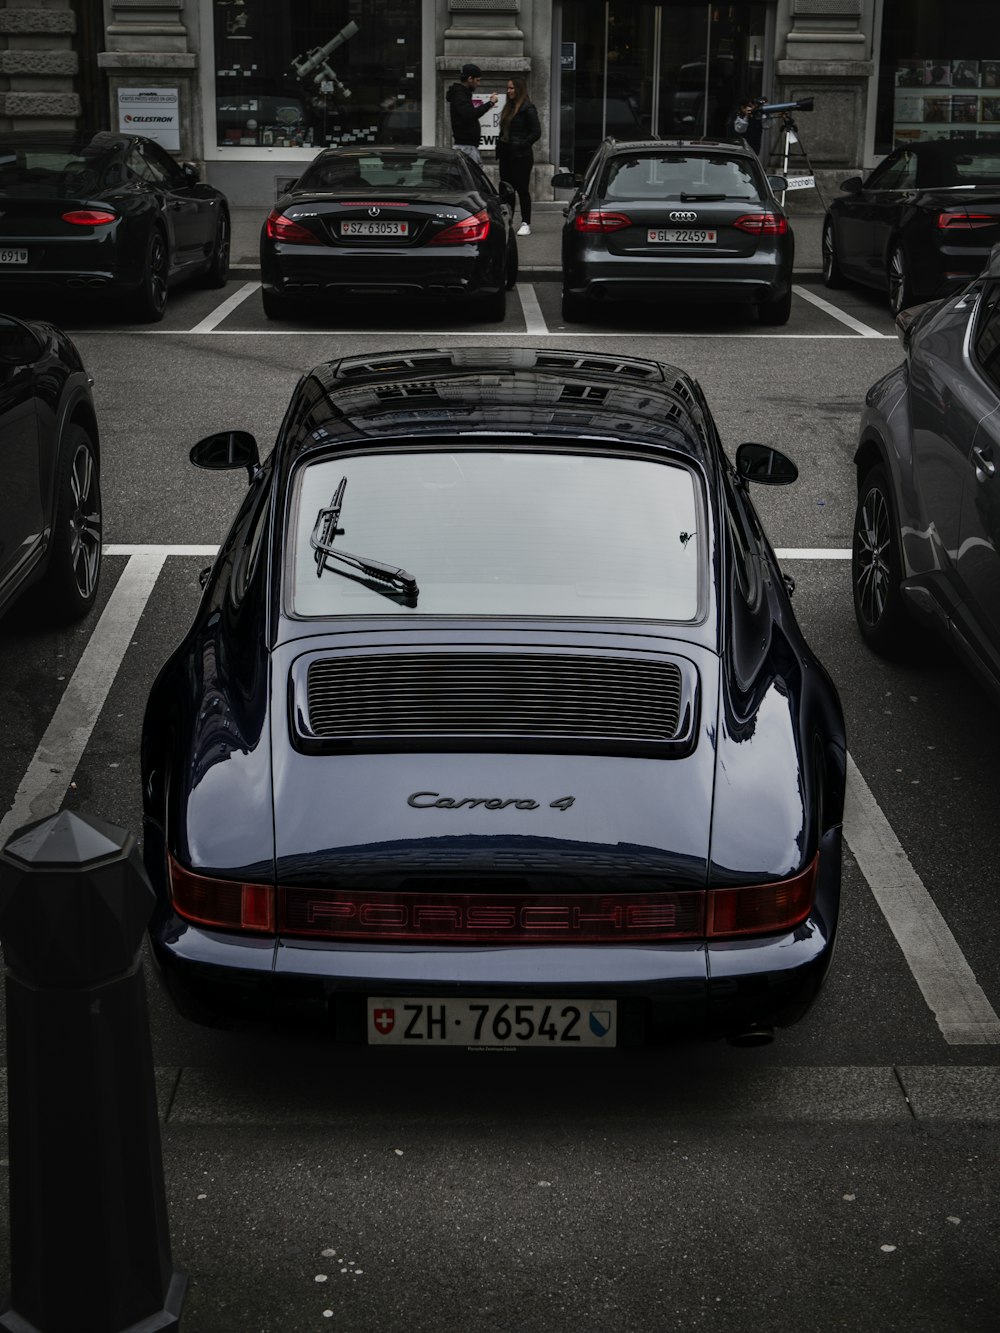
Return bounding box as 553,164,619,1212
282,885,705,942
707,855,817,938
428,209,490,244
265,209,322,244
62,210,117,226
168,855,275,934
936,210,998,230
733,212,788,235
574,210,632,233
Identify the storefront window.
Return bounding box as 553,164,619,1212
212,2,421,151
877,0,1000,154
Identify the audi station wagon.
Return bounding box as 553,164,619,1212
142,347,845,1049
555,138,794,324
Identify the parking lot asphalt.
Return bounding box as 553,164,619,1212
230,196,825,281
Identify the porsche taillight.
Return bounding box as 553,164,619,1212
265,209,322,244
733,212,788,235
428,209,490,244
62,210,117,226
168,855,275,934
706,855,817,938
574,210,632,233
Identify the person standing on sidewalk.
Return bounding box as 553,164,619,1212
497,76,541,236
447,64,497,166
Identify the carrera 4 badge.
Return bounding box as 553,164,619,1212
408,792,575,812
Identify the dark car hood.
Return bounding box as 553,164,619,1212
268,629,720,891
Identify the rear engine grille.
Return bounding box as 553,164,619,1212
304,652,686,745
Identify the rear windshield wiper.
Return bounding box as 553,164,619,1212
310,477,419,605
680,192,727,201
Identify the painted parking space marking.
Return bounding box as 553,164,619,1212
518,283,548,334
792,285,891,338
0,550,166,845
187,280,261,333
97,329,893,340
843,752,1000,1045
6,546,995,1047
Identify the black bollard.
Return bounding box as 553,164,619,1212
0,810,186,1333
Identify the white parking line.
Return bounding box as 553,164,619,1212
188,280,261,333
843,752,1000,1045
793,285,892,339
118,329,892,340
0,550,166,845
518,283,548,334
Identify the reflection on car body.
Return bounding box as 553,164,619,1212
142,347,845,1050
852,242,1000,695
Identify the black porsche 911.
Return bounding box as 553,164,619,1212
142,347,845,1049
852,242,1000,696
823,137,1000,315
0,131,230,321
259,146,518,322
0,312,101,623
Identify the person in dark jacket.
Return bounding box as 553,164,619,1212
447,63,497,165
497,75,541,235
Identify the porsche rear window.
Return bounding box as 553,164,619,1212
288,450,701,620
0,146,113,196
603,154,762,201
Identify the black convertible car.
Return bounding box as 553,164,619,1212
0,313,101,623
0,131,230,321
853,243,1000,696
823,137,1000,314
259,146,518,321
142,348,845,1048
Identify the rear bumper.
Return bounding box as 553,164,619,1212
261,243,502,302
565,246,793,304
149,827,841,1044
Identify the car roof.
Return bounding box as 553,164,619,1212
284,348,719,467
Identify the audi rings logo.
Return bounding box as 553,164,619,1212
368,206,380,217
669,210,698,222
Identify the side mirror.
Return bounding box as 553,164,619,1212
190,430,261,483
180,162,200,184
735,443,798,486
894,301,937,353
551,171,581,189
840,176,863,194
0,314,45,367
767,175,787,193
498,180,516,209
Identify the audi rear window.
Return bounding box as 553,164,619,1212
603,154,763,201
287,448,702,621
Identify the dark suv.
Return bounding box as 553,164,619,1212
555,138,794,324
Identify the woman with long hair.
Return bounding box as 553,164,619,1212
497,75,540,235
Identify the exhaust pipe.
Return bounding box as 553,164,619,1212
726,1025,775,1048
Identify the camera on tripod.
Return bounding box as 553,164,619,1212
751,96,815,118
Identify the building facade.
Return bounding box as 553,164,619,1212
0,2,997,205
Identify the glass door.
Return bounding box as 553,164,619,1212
558,1,770,174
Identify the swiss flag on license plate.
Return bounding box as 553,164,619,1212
373,1007,395,1034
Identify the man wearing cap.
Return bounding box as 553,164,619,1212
447,64,497,165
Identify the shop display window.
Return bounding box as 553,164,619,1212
212,1,421,151
877,1,1000,151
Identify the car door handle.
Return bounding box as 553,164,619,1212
972,445,996,480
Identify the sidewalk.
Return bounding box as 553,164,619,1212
230,198,824,280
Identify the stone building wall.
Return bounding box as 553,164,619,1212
0,1,80,131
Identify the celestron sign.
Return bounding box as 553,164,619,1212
117,87,180,151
